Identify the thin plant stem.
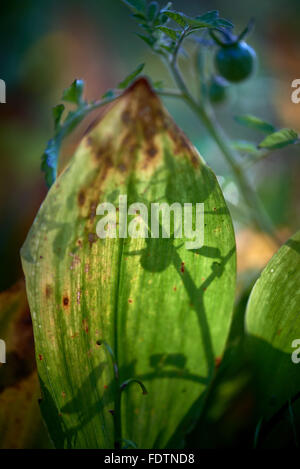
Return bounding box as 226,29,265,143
164,36,280,244
240,149,273,171
156,88,184,99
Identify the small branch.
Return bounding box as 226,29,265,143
172,26,190,67
57,94,120,143
90,93,121,111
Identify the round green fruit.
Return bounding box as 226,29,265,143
215,41,256,83
208,76,229,104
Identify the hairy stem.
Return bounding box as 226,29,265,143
188,99,278,239
167,53,279,243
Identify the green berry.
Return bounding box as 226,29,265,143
208,76,229,104
215,41,256,83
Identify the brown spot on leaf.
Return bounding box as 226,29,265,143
82,319,89,333
88,232,97,248
215,356,222,368
168,122,201,167
180,262,185,273
118,163,127,173
191,155,199,167
89,201,97,222
78,190,86,206
63,296,69,307
121,110,132,124
147,146,158,158
45,284,52,299
94,140,113,163
123,78,170,148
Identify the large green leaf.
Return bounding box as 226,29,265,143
245,231,300,420
21,78,236,449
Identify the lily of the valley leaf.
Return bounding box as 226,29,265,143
245,231,300,418
22,78,236,449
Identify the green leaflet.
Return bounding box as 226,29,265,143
117,63,145,89
234,114,276,134
245,231,300,419
258,128,299,150
21,78,236,449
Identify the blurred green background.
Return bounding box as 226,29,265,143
1,0,300,292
